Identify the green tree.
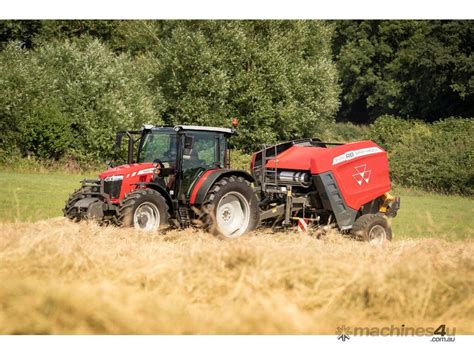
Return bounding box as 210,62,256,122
334,20,473,123
0,38,165,162
148,20,340,151
0,20,42,49
370,115,473,195
1,20,340,154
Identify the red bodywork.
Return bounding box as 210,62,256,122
99,163,155,203
252,140,391,211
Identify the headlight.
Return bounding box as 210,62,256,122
104,175,124,182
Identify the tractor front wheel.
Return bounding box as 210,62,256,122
118,189,170,232
351,213,392,244
203,176,259,238
63,186,93,222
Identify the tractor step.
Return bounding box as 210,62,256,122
178,207,190,226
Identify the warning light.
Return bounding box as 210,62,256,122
231,117,239,127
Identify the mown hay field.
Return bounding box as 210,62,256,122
0,219,473,334
0,171,473,334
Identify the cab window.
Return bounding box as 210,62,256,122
138,131,177,163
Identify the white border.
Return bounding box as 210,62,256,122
1,2,472,354
1,0,473,19
0,335,473,355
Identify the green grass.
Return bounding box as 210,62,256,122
0,171,472,240
391,187,473,240
0,171,96,222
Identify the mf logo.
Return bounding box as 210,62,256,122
352,164,371,185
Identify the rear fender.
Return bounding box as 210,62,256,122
189,169,254,205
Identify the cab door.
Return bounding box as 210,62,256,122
178,131,225,201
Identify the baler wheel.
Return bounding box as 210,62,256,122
351,213,392,244
118,189,170,232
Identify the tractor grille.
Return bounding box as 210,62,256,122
103,180,122,199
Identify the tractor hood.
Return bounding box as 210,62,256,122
98,162,156,201
98,162,155,180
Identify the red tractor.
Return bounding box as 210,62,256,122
64,124,400,242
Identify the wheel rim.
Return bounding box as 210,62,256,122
133,202,160,231
368,224,387,245
216,191,250,238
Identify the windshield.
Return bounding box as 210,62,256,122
138,131,177,163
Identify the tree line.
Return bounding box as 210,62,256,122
0,21,472,187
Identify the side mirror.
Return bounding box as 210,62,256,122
115,132,123,151
183,135,194,158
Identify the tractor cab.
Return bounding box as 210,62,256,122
115,125,235,201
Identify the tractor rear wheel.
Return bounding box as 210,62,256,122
118,189,170,232
351,213,392,244
203,176,259,238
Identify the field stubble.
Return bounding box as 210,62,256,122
0,219,473,334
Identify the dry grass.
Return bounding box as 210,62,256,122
0,219,473,335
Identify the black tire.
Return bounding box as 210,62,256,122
351,213,392,244
63,186,93,222
118,189,170,231
202,176,259,238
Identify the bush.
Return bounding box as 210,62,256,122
0,39,164,164
319,122,370,143
0,21,341,160
230,150,252,171
153,21,340,152
370,116,473,195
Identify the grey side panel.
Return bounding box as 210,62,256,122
313,172,358,230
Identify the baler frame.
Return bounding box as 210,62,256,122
252,139,345,227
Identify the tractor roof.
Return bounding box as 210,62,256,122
145,124,235,135
175,125,235,135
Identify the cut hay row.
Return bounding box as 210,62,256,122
0,218,473,334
